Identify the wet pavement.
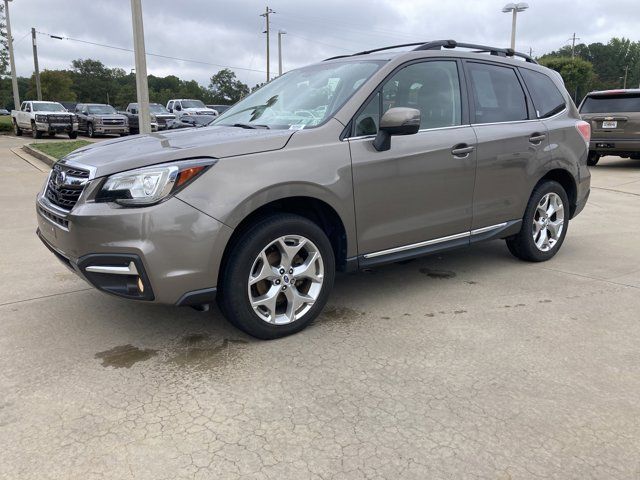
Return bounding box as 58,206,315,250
2,135,640,479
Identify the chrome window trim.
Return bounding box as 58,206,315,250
344,124,471,142
363,222,510,259
470,107,567,127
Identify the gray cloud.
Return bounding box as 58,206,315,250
7,0,640,88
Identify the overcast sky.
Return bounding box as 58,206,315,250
7,0,639,87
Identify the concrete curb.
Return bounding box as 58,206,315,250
22,144,57,167
10,147,50,173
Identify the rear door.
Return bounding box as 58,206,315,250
349,59,477,257
465,60,550,230
579,92,640,141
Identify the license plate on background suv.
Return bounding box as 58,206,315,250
602,120,617,129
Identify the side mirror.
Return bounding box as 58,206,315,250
131,108,138,114
373,107,421,152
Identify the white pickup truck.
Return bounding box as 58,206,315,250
166,99,218,119
11,101,78,139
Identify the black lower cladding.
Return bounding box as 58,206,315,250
77,253,155,301
175,287,217,307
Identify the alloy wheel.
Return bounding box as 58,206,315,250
248,235,324,325
532,192,564,252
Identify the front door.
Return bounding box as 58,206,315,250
349,60,477,258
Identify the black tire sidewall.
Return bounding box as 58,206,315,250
219,214,335,340
88,124,94,137
518,181,570,261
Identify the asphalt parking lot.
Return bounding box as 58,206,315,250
1,135,640,480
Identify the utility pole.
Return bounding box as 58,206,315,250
260,6,275,82
130,0,151,134
623,65,629,89
31,28,42,100
528,47,533,57
568,33,580,59
4,0,20,109
277,29,286,76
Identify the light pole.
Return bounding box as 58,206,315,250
278,29,286,76
4,0,20,109
31,28,42,100
502,2,529,50
130,0,151,134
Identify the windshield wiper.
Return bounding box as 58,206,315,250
231,123,270,129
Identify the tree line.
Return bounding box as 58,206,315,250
0,58,254,110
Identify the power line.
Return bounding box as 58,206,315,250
35,30,267,74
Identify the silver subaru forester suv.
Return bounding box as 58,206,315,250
36,40,591,339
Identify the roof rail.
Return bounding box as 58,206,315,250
323,39,538,64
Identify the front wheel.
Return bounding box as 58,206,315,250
87,123,95,138
506,180,569,262
31,123,42,139
218,214,335,339
68,131,78,139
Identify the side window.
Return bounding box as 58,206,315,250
382,61,461,130
468,62,528,123
520,68,566,118
167,101,173,110
25,103,31,112
354,92,380,136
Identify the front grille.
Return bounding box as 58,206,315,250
45,163,90,211
102,118,125,126
47,115,72,124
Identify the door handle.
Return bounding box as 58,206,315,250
451,144,474,158
529,133,546,144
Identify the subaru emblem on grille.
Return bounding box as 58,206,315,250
53,170,66,188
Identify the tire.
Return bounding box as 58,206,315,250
48,132,56,138
218,214,335,339
68,131,78,139
120,132,128,137
13,121,22,136
87,123,95,138
31,123,42,139
505,180,570,262
587,151,600,166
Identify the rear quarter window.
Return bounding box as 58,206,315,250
580,94,640,113
520,68,566,118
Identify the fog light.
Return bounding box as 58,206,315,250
137,277,144,293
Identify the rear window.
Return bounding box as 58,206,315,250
467,62,528,124
580,94,640,113
520,68,566,118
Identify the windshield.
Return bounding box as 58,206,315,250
33,102,66,112
181,100,206,109
581,94,640,113
88,105,117,114
149,104,170,114
213,60,384,130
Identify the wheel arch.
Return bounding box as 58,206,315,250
217,193,353,289
536,168,578,217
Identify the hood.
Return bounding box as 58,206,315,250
183,107,216,114
60,125,294,177
36,111,74,115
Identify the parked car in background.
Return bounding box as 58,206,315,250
12,101,78,139
579,89,640,165
206,104,231,114
165,114,216,130
166,99,218,118
121,103,159,134
75,103,129,137
124,103,173,132
36,40,590,340
0,108,10,116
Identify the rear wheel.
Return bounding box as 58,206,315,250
13,121,22,136
587,151,600,166
218,214,335,339
506,180,569,262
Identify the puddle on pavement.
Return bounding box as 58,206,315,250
95,344,158,369
419,268,457,279
168,336,248,368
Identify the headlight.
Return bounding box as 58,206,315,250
94,117,102,125
35,114,47,122
96,159,215,206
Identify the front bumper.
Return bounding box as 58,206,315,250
93,125,129,134
35,122,78,133
36,193,233,305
